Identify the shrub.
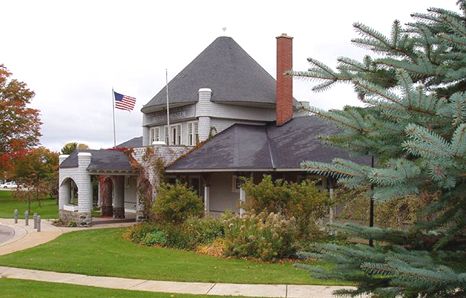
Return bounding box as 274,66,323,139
125,217,224,250
142,230,167,246
123,223,158,243
242,175,329,240
180,216,225,248
196,238,225,257
223,211,298,261
153,182,204,224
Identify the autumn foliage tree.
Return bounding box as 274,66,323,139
0,65,41,176
13,147,58,212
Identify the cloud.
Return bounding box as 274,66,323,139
0,0,458,150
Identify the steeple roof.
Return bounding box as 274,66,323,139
141,36,278,113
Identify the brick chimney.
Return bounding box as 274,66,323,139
276,33,293,126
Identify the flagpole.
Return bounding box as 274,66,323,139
112,88,116,147
166,69,170,143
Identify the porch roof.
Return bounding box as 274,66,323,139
166,116,370,173
59,149,137,173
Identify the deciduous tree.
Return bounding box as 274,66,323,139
14,147,58,212
0,65,41,175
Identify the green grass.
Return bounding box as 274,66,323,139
0,190,58,219
0,228,347,285
0,278,233,298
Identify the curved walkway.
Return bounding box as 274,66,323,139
0,218,362,297
0,225,15,244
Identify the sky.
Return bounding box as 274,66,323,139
1,0,459,151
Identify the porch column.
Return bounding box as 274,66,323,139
239,187,246,217
113,176,125,219
204,185,210,215
58,180,70,210
58,154,70,210
77,152,93,226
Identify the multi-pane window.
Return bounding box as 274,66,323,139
187,121,199,146
165,124,182,145
149,127,161,144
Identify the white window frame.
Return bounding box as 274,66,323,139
150,127,161,144
187,121,199,146
164,126,169,145
166,124,182,145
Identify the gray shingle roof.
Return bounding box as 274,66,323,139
142,36,281,113
59,149,135,173
166,116,370,172
116,136,143,148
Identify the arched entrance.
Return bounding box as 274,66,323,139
59,177,79,208
100,177,113,217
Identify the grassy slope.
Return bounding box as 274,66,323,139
0,228,346,285
0,190,58,219
0,279,231,298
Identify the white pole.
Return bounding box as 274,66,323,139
112,88,116,147
166,69,170,144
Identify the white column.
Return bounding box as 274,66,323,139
77,152,92,213
204,185,210,215
58,155,70,210
58,181,70,210
239,187,246,217
196,88,212,142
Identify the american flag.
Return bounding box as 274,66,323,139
114,91,136,111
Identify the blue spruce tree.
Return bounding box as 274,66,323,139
292,1,466,297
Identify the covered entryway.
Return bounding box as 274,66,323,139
58,149,139,226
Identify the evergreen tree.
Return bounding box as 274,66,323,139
291,2,466,297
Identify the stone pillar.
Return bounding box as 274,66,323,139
101,177,113,217
77,152,92,226
204,185,210,216
196,88,212,142
136,188,144,222
113,176,125,219
239,187,246,217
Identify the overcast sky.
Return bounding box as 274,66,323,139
1,0,458,151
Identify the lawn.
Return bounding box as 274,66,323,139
0,228,346,285
0,278,233,298
0,190,58,219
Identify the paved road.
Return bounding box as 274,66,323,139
0,225,15,244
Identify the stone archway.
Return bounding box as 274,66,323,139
100,177,113,217
59,177,79,208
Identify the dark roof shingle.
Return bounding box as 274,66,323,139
116,136,143,148
166,116,369,172
59,149,135,172
142,36,279,113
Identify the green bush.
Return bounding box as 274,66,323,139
180,216,225,249
153,182,204,224
223,211,298,261
242,175,329,240
142,230,167,246
125,217,224,250
123,223,158,243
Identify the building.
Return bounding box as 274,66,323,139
57,34,365,226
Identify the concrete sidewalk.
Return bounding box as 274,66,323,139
0,266,356,297
0,218,135,256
